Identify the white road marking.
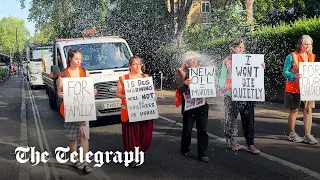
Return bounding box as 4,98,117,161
27,81,59,180
29,83,112,180
19,77,30,180
158,115,320,180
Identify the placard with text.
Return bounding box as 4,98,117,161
299,62,320,101
123,77,158,122
183,90,205,111
189,67,216,98
63,77,97,122
231,54,265,101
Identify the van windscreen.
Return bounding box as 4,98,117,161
63,42,131,70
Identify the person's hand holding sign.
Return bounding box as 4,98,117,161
121,94,126,100
294,73,303,79
94,89,97,96
184,78,192,86
58,91,63,98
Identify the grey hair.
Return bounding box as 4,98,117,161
297,35,313,51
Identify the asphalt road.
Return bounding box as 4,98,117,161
1,76,320,180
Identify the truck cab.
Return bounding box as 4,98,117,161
46,36,131,117
26,44,52,88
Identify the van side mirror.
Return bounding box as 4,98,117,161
50,65,60,79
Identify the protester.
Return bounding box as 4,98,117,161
116,56,154,168
175,51,209,162
12,63,17,75
57,48,97,174
283,35,319,144
219,40,262,154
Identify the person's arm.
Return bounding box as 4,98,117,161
218,59,227,88
176,71,188,94
85,70,90,77
58,73,63,98
116,77,125,100
283,54,294,81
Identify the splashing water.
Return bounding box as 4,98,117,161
178,50,241,141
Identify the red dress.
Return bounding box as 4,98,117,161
119,73,153,152
122,120,153,152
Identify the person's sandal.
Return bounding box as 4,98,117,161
199,156,209,162
73,161,83,170
129,161,139,168
83,165,93,174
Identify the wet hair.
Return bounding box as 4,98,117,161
230,39,245,54
67,48,82,67
128,56,143,72
297,35,313,52
129,56,142,65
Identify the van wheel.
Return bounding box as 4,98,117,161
49,89,57,109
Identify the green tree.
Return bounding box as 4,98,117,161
0,17,31,55
106,0,173,64
184,2,250,49
208,0,255,26
21,0,107,38
168,0,194,45
209,0,319,26
254,0,320,25
33,22,55,44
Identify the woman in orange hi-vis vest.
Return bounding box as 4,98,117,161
116,56,154,168
57,48,97,174
283,35,319,144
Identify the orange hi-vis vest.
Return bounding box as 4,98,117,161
174,64,199,107
285,51,316,93
119,73,148,122
59,67,86,117
224,56,232,91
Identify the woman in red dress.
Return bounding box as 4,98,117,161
116,56,154,168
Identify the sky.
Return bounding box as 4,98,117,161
0,0,36,36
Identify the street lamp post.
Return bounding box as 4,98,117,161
16,27,18,52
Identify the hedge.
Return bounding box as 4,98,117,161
0,66,8,80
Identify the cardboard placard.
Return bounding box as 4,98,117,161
63,77,97,122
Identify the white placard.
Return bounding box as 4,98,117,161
63,77,97,122
189,67,216,98
299,62,320,101
183,90,205,111
123,77,158,122
231,54,265,101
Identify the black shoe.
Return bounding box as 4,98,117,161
129,161,141,168
199,156,209,162
181,152,192,157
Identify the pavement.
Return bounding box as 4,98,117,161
1,75,320,180
0,76,23,180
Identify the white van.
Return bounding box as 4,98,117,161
45,36,131,117
26,44,52,88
